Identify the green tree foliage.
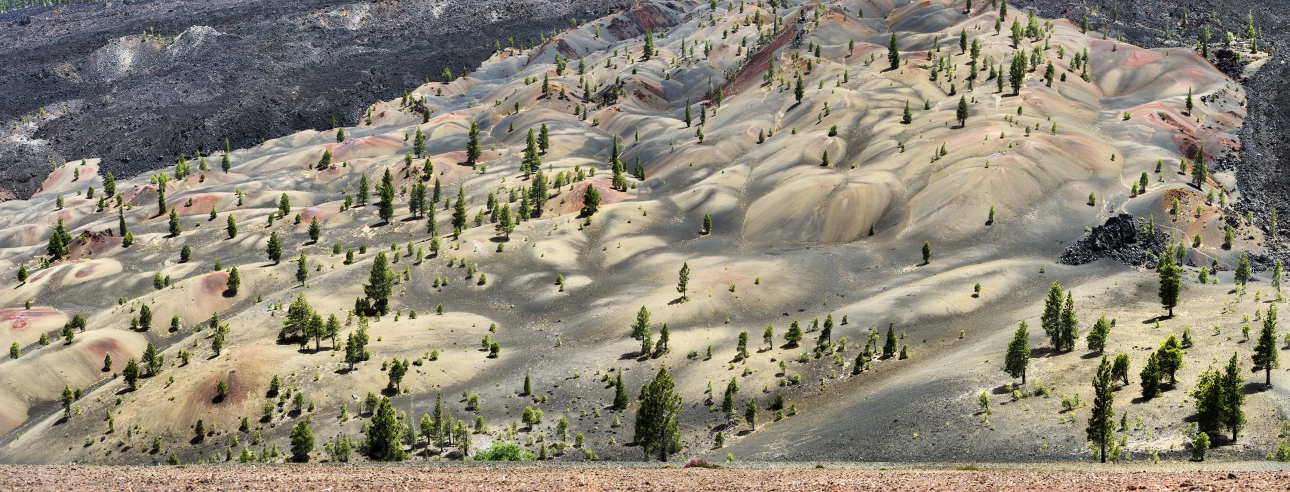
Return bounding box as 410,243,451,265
465,121,481,168
1009,52,1027,95
225,266,241,295
47,218,72,261
1252,305,1280,387
1192,353,1246,442
785,321,803,347
1111,353,1131,387
956,96,969,127
290,420,314,462
902,100,912,124
378,168,396,223
1157,334,1185,385
296,253,309,285
581,185,601,217
308,217,321,243
614,372,629,411
123,358,140,390
451,186,468,236
794,76,804,103
1041,281,1064,348
676,262,690,301
887,33,900,70
1087,315,1110,354
358,174,369,206
366,397,407,461
921,241,931,264
1004,321,1030,384
1086,356,1116,463
226,214,238,239
634,366,683,461
1140,351,1162,399
358,252,395,315
267,232,282,264
883,323,897,358
1235,250,1251,285
1158,244,1182,316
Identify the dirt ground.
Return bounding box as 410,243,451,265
2,463,1289,491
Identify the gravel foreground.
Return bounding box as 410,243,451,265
3,464,1289,491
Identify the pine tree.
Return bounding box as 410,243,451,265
1235,250,1251,285
378,168,396,223
1252,305,1280,387
222,138,232,172
887,33,900,70
1059,292,1079,352
1186,87,1194,114
1140,351,1162,399
1087,356,1116,463
290,420,314,462
1158,244,1182,316
921,241,931,264
47,218,71,261
1009,51,1026,94
359,252,395,315
465,121,481,168
367,397,407,461
1005,321,1030,385
1157,334,1185,385
634,366,683,461
308,217,321,243
956,96,969,127
676,262,690,301
1041,281,1063,347
451,186,468,237
358,173,369,206
609,371,629,411
883,323,897,358
1111,353,1131,386
277,193,291,218
61,385,74,419
225,266,240,295
785,321,803,347
631,306,650,340
538,123,550,153
296,253,309,285
104,172,117,197
793,75,805,103
226,214,238,239
1087,315,1110,354
267,232,282,264
581,185,601,217
902,100,912,124
16,263,27,284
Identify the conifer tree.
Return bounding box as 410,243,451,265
358,252,395,316
378,168,396,223
921,241,931,264
1157,334,1185,385
883,323,897,358
581,185,601,217
634,366,683,461
631,306,650,340
1059,292,1078,352
451,186,467,237
1140,351,1162,399
785,321,803,347
902,100,912,124
367,397,407,461
1009,52,1026,94
16,264,27,283
676,262,690,301
956,96,969,127
1235,250,1251,285
1087,356,1115,463
1158,244,1182,316
614,371,629,410
357,173,369,206
1252,305,1280,387
47,218,72,261
538,123,550,153
887,33,900,70
290,420,314,462
168,209,181,236
1087,315,1110,354
267,232,282,264
465,121,481,168
1004,321,1030,384
104,172,117,197
226,214,237,239
222,138,232,172
1042,281,1064,347
296,253,309,285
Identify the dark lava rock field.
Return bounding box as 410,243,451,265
0,0,626,199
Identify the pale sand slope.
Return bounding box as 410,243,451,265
0,0,1278,465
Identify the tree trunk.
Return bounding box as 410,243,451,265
1100,440,1107,463
1268,367,1273,387
1022,369,1027,386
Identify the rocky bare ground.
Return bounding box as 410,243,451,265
0,0,629,199
1,464,1289,491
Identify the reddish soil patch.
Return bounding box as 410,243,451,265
68,230,118,260
200,272,231,297
81,337,128,371
174,194,222,215
0,307,61,331
299,205,338,223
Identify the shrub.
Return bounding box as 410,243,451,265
475,442,535,461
